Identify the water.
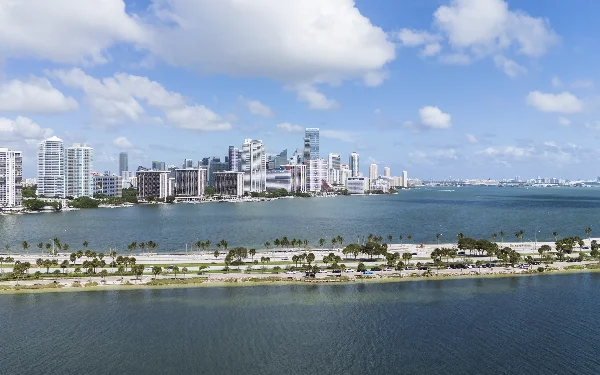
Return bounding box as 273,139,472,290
2,186,600,252
2,273,600,374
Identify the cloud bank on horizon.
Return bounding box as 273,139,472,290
0,0,598,179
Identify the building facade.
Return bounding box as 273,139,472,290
403,171,408,188
214,171,244,197
119,152,128,175
347,177,369,195
241,139,266,193
282,164,306,193
137,171,169,199
384,167,391,178
66,143,94,198
308,159,328,192
228,146,241,172
349,152,360,177
37,136,65,198
305,128,320,160
93,174,123,197
328,153,341,185
152,161,166,171
0,148,23,207
369,164,378,183
266,168,292,192
340,164,351,188
174,168,207,197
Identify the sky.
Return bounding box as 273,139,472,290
1,0,599,180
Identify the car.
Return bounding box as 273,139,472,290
382,268,392,272
405,266,415,270
168,265,174,270
281,257,289,261
318,270,328,273
371,267,382,271
583,246,590,250
285,270,296,274
305,272,315,278
363,271,374,275
418,266,428,270
332,269,342,274
344,268,354,273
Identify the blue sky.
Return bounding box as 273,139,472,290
1,0,599,179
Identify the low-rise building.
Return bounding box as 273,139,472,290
214,171,244,197
347,177,369,195
137,171,169,200
93,174,123,197
174,168,207,197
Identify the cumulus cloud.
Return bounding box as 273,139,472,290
112,136,135,149
466,134,479,144
0,77,78,113
240,97,275,118
48,68,231,131
419,106,452,129
493,55,527,78
0,0,145,64
526,91,584,114
276,122,303,132
293,84,339,110
479,141,586,167
0,116,53,142
397,29,442,56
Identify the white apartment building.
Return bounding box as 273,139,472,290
66,143,94,198
349,152,360,177
328,153,341,185
347,177,369,195
214,171,244,197
174,168,207,197
37,136,65,198
384,167,391,178
137,171,169,199
369,164,378,183
340,164,351,187
308,158,328,192
0,148,23,207
403,170,408,188
241,139,266,193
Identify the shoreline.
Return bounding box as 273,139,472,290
1,266,598,295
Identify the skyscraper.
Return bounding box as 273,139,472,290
328,153,341,184
403,170,408,188
38,136,65,198
228,146,241,171
305,128,320,160
183,159,194,169
0,148,23,207
369,164,378,183
349,152,360,177
152,161,166,171
66,143,94,198
308,159,328,192
119,152,128,175
384,167,391,178
241,139,266,193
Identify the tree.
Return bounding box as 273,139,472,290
249,248,256,261
83,241,89,249
319,238,326,250
213,250,219,259
552,232,558,241
457,233,464,240
357,262,366,272
407,235,413,243
499,231,505,244
306,253,315,266
331,238,337,250
21,241,29,254
99,269,108,280
60,260,69,274
491,233,497,241
172,265,179,279
436,233,441,245
402,252,412,266
585,227,592,240
0,257,4,274
37,242,43,254
515,230,524,243
182,267,188,278
387,234,393,243
152,266,162,279
264,242,271,250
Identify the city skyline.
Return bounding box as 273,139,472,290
1,1,599,180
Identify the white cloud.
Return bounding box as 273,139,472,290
409,149,460,166
478,142,586,167
321,129,358,143
147,0,395,108
0,116,53,142
551,76,563,88
0,0,145,64
276,122,304,132
481,146,533,158
571,79,594,89
585,121,600,131
48,68,231,131
240,97,275,118
526,91,584,114
293,84,339,110
493,55,526,78
558,117,571,127
420,43,442,57
439,53,471,65
363,71,389,87
419,106,452,129
397,29,441,47
0,77,78,113
466,134,479,144
112,136,135,149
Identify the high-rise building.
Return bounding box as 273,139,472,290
183,159,194,169
241,139,266,193
266,168,292,192
137,170,169,199
328,153,341,185
119,152,128,175
369,164,378,182
0,148,23,207
214,171,244,197
402,170,408,188
308,159,328,192
305,128,320,160
384,167,391,178
66,143,94,198
207,159,229,186
303,137,310,163
228,147,241,172
174,168,207,197
93,174,123,197
340,164,351,187
349,152,360,177
152,161,166,171
285,164,307,193
37,136,66,198
269,149,288,170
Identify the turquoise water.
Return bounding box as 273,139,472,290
2,273,600,374
2,186,600,252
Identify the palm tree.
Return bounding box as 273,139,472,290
37,242,43,254
83,241,89,249
172,266,179,279
213,250,219,260
21,241,29,254
205,240,211,252
319,238,326,250
499,231,505,244
63,243,70,252
387,235,393,243
264,242,271,250
515,230,524,243
585,227,592,240
60,260,69,274
407,235,413,243
552,232,558,241
436,233,441,245
331,238,337,250
457,233,464,240
274,239,280,248
399,235,403,245
249,249,256,261
336,236,343,248
152,266,162,279
491,233,497,242
182,267,188,278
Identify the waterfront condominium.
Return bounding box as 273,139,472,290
349,152,360,177
214,171,244,197
305,128,320,160
308,158,328,192
66,143,94,198
137,170,169,199
0,148,23,207
241,139,266,193
174,168,207,197
328,153,341,185
369,164,378,182
384,167,391,178
119,152,128,175
228,146,241,172
37,136,65,198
